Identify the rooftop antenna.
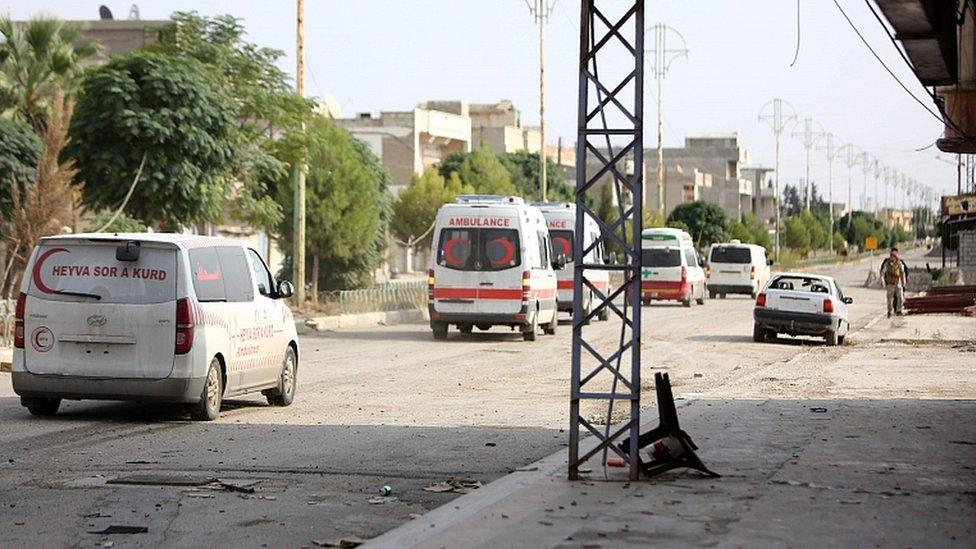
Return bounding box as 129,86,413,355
98,5,114,20
129,4,141,20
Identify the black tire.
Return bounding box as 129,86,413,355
709,291,716,299
191,358,223,421
523,312,538,341
22,397,60,417
838,334,846,346
720,293,727,299
696,285,706,305
682,297,692,307
266,346,297,407
459,323,473,335
543,311,558,335
432,322,448,341
597,301,609,321
752,324,767,343
642,298,651,306
826,330,839,346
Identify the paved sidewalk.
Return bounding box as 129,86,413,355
368,398,976,548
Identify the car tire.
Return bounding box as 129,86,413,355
752,324,767,343
696,285,706,305
642,298,651,306
708,291,716,299
720,293,727,299
432,322,448,341
191,358,223,421
682,297,692,307
838,334,846,345
266,346,297,407
22,397,60,417
826,330,839,346
523,312,538,341
543,311,558,335
459,323,473,335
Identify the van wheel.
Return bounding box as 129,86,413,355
522,313,538,341
709,291,716,299
22,397,60,417
543,311,558,335
432,322,448,341
696,285,706,305
191,358,223,421
597,301,609,321
267,346,297,407
720,293,727,299
752,324,767,343
459,323,473,335
682,298,692,307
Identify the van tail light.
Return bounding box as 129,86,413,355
522,270,532,302
13,292,26,349
706,265,711,279
823,299,834,314
755,293,766,308
175,298,194,355
427,269,435,301
750,266,756,280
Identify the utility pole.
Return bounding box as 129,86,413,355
858,152,873,212
647,24,688,218
872,159,883,214
841,143,858,236
758,98,797,261
817,133,841,253
790,118,824,211
292,0,306,307
526,0,555,201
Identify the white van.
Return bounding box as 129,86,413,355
428,195,559,341
706,240,771,299
535,202,610,322
640,228,707,307
11,234,299,420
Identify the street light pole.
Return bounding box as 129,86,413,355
647,24,688,218
790,118,824,211
526,0,554,201
817,133,841,253
292,0,306,307
759,98,797,261
858,151,873,212
841,143,858,236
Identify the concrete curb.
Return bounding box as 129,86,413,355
296,309,427,334
364,400,696,549
0,348,11,373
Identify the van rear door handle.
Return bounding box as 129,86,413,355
479,282,494,286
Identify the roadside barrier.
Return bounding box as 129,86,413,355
0,299,14,348
332,281,427,315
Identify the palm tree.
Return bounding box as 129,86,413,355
0,16,100,131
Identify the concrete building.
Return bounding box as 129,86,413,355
878,208,914,232
741,167,775,223
646,134,752,220
336,104,471,194
79,19,167,60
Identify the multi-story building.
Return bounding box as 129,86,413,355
741,167,775,223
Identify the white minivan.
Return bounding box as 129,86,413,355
535,202,610,322
11,234,299,420
428,195,560,341
640,228,707,307
706,240,772,299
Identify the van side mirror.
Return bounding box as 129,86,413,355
603,254,615,265
276,280,295,299
551,254,568,271
116,241,140,262
843,296,853,304
767,259,774,266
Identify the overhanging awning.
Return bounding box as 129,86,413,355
874,0,957,86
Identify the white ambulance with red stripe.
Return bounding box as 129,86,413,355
428,196,560,341
11,234,299,420
640,227,707,307
535,202,610,321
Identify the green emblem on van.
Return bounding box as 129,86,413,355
642,233,676,241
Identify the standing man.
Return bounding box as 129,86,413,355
879,247,908,317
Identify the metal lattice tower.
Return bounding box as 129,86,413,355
790,118,825,211
758,99,797,261
570,0,645,482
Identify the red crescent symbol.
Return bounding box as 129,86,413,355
32,330,43,348
32,247,70,295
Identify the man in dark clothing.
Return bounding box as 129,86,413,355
879,247,908,317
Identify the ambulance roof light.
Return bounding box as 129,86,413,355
455,195,525,205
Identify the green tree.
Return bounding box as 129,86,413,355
391,168,471,250
742,213,772,250
799,210,828,250
439,148,515,196
667,200,726,248
725,218,753,243
0,117,42,217
85,213,147,233
277,116,388,290
150,12,313,230
68,52,239,229
0,16,99,131
500,150,573,202
781,183,803,217
784,216,811,253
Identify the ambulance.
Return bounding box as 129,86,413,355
11,234,299,420
640,227,707,307
535,202,610,321
428,195,560,341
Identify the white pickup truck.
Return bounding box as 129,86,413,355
753,273,852,346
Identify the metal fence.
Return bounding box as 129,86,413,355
0,299,14,349
330,280,427,315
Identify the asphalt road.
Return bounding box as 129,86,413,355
0,251,926,547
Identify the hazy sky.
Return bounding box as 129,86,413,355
5,1,961,206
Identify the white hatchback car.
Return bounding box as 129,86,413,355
753,272,852,346
11,234,299,420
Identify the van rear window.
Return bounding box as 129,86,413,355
437,228,521,272
642,248,681,267
710,246,751,264
549,230,574,259
28,242,176,304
